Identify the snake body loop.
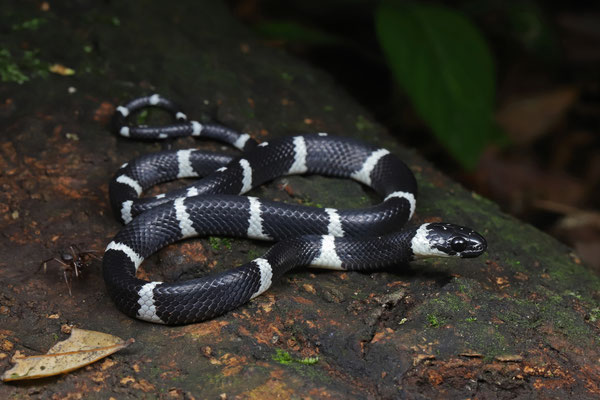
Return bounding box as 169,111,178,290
104,94,486,325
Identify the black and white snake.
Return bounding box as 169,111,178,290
103,94,487,325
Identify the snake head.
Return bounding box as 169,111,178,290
411,223,487,259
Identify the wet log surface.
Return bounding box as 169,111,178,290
1,1,600,399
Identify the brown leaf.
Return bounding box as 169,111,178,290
413,354,435,365
459,352,483,358
496,87,579,144
49,64,75,76
1,328,133,381
495,354,523,362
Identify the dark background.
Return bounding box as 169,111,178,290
228,0,600,272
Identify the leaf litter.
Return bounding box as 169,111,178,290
1,328,134,381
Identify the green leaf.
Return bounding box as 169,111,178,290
0,49,29,84
375,1,502,169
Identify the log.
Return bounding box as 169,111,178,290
1,1,599,398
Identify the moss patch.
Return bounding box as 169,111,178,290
209,237,232,251
273,349,319,366
0,48,48,84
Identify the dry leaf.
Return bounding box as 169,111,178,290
1,328,133,381
496,87,579,145
49,64,76,76
459,352,483,358
413,354,435,365
495,354,523,362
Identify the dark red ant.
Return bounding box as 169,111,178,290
40,246,101,296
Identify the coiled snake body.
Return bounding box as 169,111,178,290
104,94,487,325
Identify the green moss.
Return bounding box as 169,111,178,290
465,325,508,361
430,293,467,312
417,283,527,359
299,197,324,208
412,171,436,190
350,290,369,300
546,256,600,293
246,249,263,262
504,258,527,272
566,291,583,300
11,17,46,31
589,308,600,322
455,277,478,294
0,49,31,84
135,109,150,124
548,294,563,303
273,349,293,365
495,308,534,327
273,349,319,366
297,356,319,365
209,237,232,251
0,47,50,84
553,310,594,342
539,298,599,344
355,115,376,132
492,290,600,346
270,349,326,382
457,308,510,358
418,290,474,331
427,313,442,328
436,188,600,317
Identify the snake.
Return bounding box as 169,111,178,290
103,94,487,325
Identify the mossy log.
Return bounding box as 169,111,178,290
1,1,599,398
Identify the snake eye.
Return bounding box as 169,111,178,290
450,237,467,252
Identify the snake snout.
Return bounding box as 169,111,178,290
460,232,487,258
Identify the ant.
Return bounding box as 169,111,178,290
40,246,101,296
